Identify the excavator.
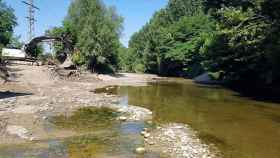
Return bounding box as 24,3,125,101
0,33,74,82
1,32,73,65
24,33,73,58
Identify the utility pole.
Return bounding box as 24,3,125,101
22,0,39,41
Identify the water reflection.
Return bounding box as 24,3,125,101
117,80,280,158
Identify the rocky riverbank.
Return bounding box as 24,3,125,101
0,64,220,157
142,124,220,158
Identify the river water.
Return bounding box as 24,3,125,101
116,79,280,158
1,79,280,158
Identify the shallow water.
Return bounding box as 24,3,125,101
116,79,280,158
1,79,280,158
0,107,163,158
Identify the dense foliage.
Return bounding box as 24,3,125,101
122,0,213,77
202,0,280,84
121,0,280,85
47,0,123,73
0,0,17,51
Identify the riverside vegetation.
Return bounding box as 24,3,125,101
2,0,280,86
121,0,280,85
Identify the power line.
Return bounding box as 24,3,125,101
22,0,39,41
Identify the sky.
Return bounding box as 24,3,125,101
5,0,168,47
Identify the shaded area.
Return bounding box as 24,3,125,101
229,84,280,104
0,91,32,99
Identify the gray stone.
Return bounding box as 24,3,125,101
135,147,146,154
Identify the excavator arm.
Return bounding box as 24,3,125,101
24,34,73,57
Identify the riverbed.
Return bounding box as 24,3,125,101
1,65,280,158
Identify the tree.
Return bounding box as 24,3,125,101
127,0,211,76
203,0,257,13
201,0,280,84
7,35,24,49
45,27,65,54
63,0,123,73
164,15,215,77
0,0,17,51
124,0,280,85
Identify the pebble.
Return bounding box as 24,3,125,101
141,131,146,135
135,147,146,154
119,116,127,121
29,137,35,141
144,133,150,138
148,141,155,145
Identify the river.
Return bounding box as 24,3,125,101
116,79,280,158
0,78,280,158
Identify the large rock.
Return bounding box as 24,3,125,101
194,73,221,84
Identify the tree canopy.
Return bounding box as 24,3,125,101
44,0,280,85
46,0,123,73
118,0,280,85
0,0,17,51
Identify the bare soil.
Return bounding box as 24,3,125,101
0,64,158,145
